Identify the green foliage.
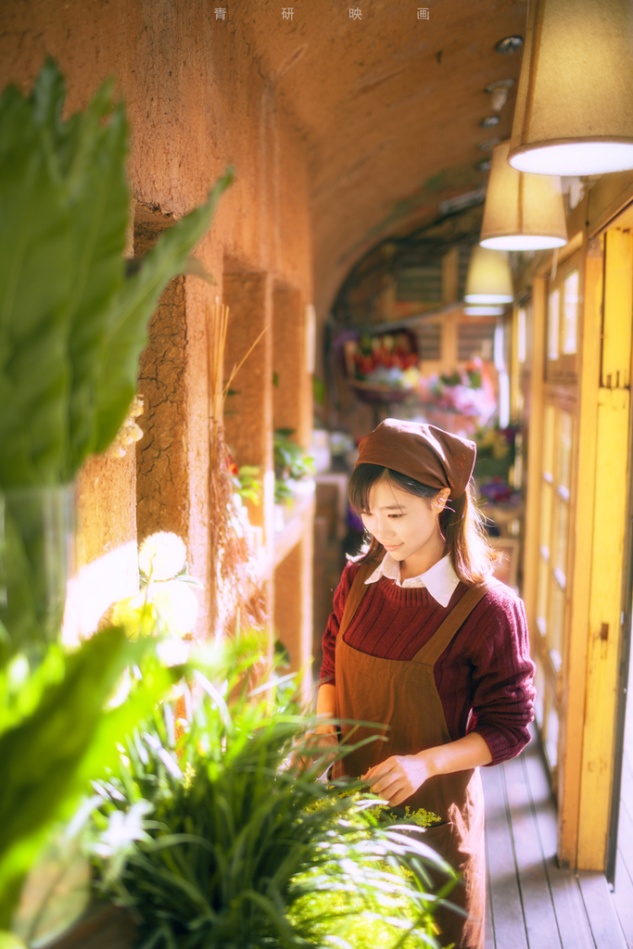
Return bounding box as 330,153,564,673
87,642,455,949
273,429,315,504
0,57,231,655
0,630,182,929
234,465,262,505
312,376,326,407
0,485,75,657
288,793,450,949
0,58,232,488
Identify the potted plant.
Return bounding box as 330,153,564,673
84,637,457,949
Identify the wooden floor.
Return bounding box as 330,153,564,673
483,731,631,949
612,650,633,948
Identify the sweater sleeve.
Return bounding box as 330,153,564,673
465,581,536,765
319,560,357,685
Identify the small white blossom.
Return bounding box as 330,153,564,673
93,801,153,860
138,531,187,581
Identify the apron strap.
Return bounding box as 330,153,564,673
337,559,489,663
416,583,489,664
337,557,380,639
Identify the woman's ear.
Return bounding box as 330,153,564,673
434,488,451,512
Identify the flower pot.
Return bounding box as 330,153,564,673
0,484,76,658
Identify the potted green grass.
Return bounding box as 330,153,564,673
84,635,457,949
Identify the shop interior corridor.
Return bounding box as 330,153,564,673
2,1,633,947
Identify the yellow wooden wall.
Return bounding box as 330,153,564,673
521,219,633,871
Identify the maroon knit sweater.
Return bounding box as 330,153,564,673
320,560,536,765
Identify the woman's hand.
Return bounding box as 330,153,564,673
291,727,338,775
362,733,493,806
363,751,436,807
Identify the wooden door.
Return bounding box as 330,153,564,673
520,231,631,869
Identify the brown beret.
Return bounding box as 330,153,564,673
355,418,476,499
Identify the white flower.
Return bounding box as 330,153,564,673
93,801,153,860
152,580,200,636
157,636,191,666
138,532,187,581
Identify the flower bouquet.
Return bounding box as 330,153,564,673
344,331,420,404
417,359,497,436
421,360,496,422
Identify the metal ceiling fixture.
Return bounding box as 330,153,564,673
494,35,524,55
485,78,515,112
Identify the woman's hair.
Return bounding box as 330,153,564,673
348,463,495,585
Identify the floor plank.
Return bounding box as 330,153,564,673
521,739,595,949
613,844,633,948
614,641,633,948
482,762,529,949
577,872,628,949
502,754,561,947
482,731,631,949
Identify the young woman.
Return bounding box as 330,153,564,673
317,418,535,949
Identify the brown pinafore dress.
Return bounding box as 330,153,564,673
331,563,488,949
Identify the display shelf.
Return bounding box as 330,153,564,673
273,483,315,568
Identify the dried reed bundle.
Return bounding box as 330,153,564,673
208,301,267,636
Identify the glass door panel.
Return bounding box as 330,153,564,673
553,495,569,580
525,249,582,794
535,403,575,780
562,271,579,356
557,411,573,494
548,575,565,665
548,289,560,362
543,404,555,474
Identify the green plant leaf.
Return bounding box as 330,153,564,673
0,67,73,486
0,630,177,928
0,58,233,485
91,168,234,456
62,95,130,475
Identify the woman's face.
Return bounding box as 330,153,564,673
360,477,449,577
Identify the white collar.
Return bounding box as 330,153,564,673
364,552,460,607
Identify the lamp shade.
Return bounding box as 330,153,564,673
508,0,633,177
464,246,514,304
480,140,567,250
464,305,505,317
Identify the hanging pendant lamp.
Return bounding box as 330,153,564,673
480,140,567,250
464,305,506,317
508,0,633,176
464,246,514,305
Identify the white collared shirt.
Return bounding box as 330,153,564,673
364,552,460,607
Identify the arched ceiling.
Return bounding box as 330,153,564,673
232,0,527,317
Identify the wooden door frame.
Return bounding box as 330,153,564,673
521,230,632,870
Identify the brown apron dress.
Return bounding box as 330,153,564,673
331,564,488,949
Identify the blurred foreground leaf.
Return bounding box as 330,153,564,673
0,58,232,487
0,629,181,928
